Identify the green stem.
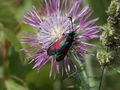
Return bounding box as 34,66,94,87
86,56,97,90
2,39,10,81
69,52,89,90
99,66,107,90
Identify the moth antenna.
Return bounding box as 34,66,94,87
68,17,92,39
68,17,79,32
68,17,74,32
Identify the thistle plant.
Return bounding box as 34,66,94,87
97,0,120,89
21,0,99,89
97,0,120,67
1,0,120,90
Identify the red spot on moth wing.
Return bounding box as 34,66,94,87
56,41,60,49
62,35,67,42
50,45,55,50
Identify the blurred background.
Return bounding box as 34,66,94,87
0,0,120,90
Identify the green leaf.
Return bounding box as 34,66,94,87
85,0,111,24
0,23,5,44
32,0,43,8
9,47,29,78
25,65,54,90
0,67,3,79
15,0,33,21
0,1,18,29
5,79,29,90
3,28,25,63
0,82,6,90
3,28,21,51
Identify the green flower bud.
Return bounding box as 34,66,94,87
97,0,120,69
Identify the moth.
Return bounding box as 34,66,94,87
47,17,76,62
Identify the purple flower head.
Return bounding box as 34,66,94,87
22,0,99,78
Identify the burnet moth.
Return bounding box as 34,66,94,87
47,17,76,62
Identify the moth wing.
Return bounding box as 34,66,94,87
56,52,67,62
47,35,68,56
47,43,56,55
47,39,62,55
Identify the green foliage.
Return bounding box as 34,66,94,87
3,28,21,51
98,0,120,67
85,0,111,24
5,79,28,90
0,0,120,90
0,0,55,90
0,1,18,29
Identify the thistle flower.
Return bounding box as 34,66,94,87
22,0,99,77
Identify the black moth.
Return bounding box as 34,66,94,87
47,17,75,62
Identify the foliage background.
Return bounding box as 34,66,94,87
0,0,120,90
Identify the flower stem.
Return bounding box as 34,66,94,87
69,52,89,90
2,39,10,81
99,65,107,90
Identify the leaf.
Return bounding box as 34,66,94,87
5,79,29,90
107,67,120,75
25,65,54,90
85,0,111,24
0,1,18,29
3,28,25,63
0,26,5,44
9,47,29,77
0,67,3,79
0,82,6,90
15,0,33,21
3,28,21,51
32,0,43,8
